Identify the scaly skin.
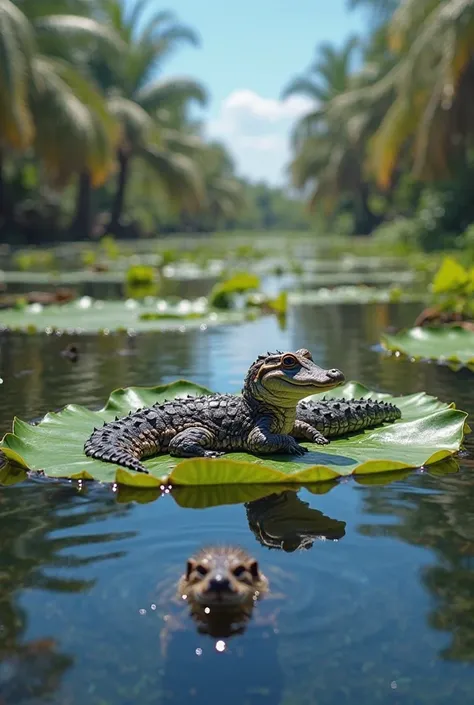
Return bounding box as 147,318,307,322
83,349,402,474
84,348,345,473
294,397,401,444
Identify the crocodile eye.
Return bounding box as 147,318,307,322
281,354,298,369
196,564,209,577
233,566,246,578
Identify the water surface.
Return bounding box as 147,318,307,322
1,299,473,705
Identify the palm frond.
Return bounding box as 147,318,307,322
30,55,116,185
141,15,199,47
135,76,207,112
125,1,173,40
369,93,421,188
34,14,125,56
161,128,204,154
137,145,205,211
107,95,153,148
281,77,329,102
389,0,441,52
0,0,35,148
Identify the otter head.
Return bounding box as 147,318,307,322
178,546,268,609
243,348,344,408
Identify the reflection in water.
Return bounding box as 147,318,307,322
0,638,72,704
357,469,474,662
0,481,135,702
246,489,346,551
1,295,474,705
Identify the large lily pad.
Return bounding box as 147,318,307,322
0,381,468,488
381,327,474,367
0,297,257,334
288,286,425,306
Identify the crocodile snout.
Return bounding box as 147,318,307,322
327,368,345,383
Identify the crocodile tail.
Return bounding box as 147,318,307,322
296,397,402,438
84,414,150,474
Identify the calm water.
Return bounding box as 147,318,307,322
1,301,474,705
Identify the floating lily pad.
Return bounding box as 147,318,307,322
299,269,415,288
0,381,468,488
381,327,474,367
0,297,258,334
288,286,425,306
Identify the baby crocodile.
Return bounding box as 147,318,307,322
84,348,401,474
84,348,345,473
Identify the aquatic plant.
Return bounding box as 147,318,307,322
0,381,467,488
208,272,261,309
381,327,474,369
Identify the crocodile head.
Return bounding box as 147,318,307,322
243,348,344,408
178,545,269,608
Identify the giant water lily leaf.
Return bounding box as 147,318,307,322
288,286,425,306
0,297,257,334
381,327,474,367
0,381,468,488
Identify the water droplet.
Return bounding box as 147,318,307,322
195,648,202,656
215,640,226,652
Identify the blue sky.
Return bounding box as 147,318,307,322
137,1,366,184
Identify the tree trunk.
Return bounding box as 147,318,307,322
0,149,5,225
70,170,93,239
353,182,379,235
108,148,130,234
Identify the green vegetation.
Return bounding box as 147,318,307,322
3,0,474,253
208,272,261,309
283,0,474,253
428,257,474,322
0,0,310,245
0,381,467,487
381,327,474,368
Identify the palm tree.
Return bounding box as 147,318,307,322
0,0,35,220
0,0,123,233
196,142,244,226
360,0,474,188
282,35,359,144
283,36,380,233
81,0,208,235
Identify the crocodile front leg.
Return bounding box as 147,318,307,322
292,419,330,445
247,418,308,457
168,427,224,458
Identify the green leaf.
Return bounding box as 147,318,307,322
0,297,256,334
381,327,474,367
431,257,469,295
0,381,468,488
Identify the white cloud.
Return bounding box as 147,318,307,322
206,89,313,186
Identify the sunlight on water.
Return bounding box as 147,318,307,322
0,299,473,705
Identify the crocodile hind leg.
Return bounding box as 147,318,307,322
291,420,330,445
168,427,223,458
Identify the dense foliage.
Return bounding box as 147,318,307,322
0,0,310,243
285,0,474,250
4,0,474,250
